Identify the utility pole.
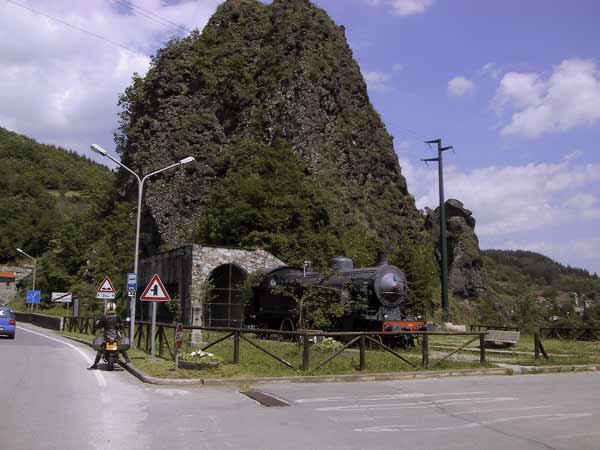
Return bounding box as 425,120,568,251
422,139,453,322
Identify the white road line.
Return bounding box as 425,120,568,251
296,391,489,404
354,413,592,433
457,405,553,415
554,431,600,439
17,325,106,387
315,396,519,412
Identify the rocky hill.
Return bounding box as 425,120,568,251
116,0,422,255
425,199,490,299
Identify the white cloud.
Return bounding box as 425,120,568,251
400,156,600,236
364,71,392,92
366,0,434,16
494,59,600,138
563,149,584,161
479,62,501,79
398,151,600,273
496,239,600,275
0,0,222,156
448,76,475,97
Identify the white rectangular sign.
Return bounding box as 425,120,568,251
96,292,116,300
52,292,72,303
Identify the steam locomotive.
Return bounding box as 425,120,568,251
245,254,426,346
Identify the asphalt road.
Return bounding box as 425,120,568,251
1,324,600,450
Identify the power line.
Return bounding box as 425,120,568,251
5,0,148,57
111,0,192,34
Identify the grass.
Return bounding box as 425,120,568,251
58,329,491,379
9,298,103,318
53,327,600,380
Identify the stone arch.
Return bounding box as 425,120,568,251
205,263,247,327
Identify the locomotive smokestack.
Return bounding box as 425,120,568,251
377,251,388,266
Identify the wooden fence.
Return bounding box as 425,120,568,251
132,321,488,372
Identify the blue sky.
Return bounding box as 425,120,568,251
1,0,599,273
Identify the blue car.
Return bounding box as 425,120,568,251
0,307,16,339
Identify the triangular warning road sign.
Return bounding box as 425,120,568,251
97,276,116,293
140,274,171,302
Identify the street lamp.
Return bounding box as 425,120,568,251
17,248,36,312
90,144,195,353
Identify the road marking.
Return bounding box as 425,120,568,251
315,397,519,412
554,431,600,439
457,405,553,415
354,413,592,432
296,391,489,404
17,325,106,387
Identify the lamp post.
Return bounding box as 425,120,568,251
17,248,36,312
90,144,195,352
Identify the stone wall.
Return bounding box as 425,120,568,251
139,245,285,345
189,245,285,344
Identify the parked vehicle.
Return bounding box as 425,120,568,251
0,307,16,339
92,318,131,370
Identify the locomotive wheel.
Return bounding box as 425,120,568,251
279,319,296,342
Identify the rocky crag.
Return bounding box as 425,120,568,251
425,199,490,298
116,0,422,253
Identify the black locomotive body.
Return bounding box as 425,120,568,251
246,255,421,345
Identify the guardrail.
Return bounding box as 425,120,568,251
14,312,63,331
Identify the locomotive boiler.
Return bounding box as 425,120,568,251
246,254,424,344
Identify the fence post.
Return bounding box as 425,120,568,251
479,333,486,365
146,324,151,352
159,328,164,358
359,335,366,371
302,333,310,371
422,333,429,369
233,331,240,365
534,332,540,360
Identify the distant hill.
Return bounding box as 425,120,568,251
482,249,599,302
0,127,113,262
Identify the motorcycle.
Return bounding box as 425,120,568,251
92,317,131,371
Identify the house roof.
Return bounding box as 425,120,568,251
0,271,16,279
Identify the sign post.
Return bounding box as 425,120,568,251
140,274,171,356
174,322,184,370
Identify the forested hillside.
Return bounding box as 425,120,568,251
483,249,599,300
0,127,113,261
1,127,136,312
481,249,600,330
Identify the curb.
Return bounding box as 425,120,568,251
61,335,600,386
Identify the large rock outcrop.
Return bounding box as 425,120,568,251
116,0,421,253
425,199,490,298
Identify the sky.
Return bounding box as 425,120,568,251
2,0,600,274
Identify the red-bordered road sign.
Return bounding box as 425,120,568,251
140,274,171,302
97,276,116,293
96,276,116,299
